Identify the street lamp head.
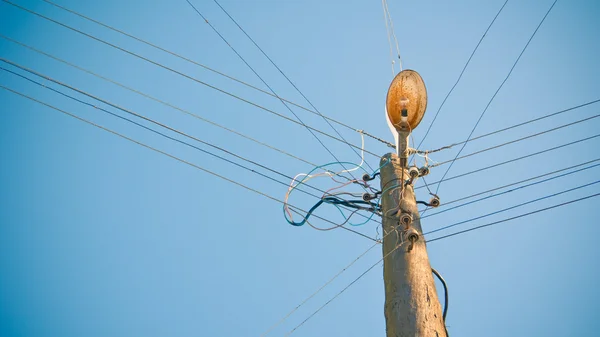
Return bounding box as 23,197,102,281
386,69,427,132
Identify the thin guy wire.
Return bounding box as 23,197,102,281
436,0,558,194
184,0,374,179
416,0,509,151
261,242,379,336
1,84,379,243
382,0,396,75
1,62,382,227
211,0,376,172
285,239,407,336
383,0,402,71
427,192,600,243
40,0,388,145
1,0,379,158
416,133,600,191
425,179,600,236
0,34,319,168
429,112,600,168
423,158,600,217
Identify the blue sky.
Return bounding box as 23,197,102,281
1,0,599,336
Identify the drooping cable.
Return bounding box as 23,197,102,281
3,64,380,229
1,84,379,243
432,267,449,336
1,63,382,229
436,0,558,194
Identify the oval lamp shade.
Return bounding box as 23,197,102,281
386,69,428,131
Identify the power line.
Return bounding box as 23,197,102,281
436,0,558,194
1,61,383,228
39,0,390,147
0,84,379,243
210,0,376,171
427,98,600,153
427,191,600,243
423,158,600,218
416,132,600,191
425,178,600,236
429,112,600,168
416,0,509,151
2,0,380,158
0,34,320,168
184,0,374,181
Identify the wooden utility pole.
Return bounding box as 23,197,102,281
381,70,446,336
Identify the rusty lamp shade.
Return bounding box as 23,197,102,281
386,70,427,131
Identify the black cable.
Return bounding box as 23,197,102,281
427,192,600,243
416,0,509,151
432,267,449,336
210,0,376,172
1,64,383,227
1,84,380,243
1,0,380,159
184,0,375,180
436,0,558,194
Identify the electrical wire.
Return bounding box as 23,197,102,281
432,267,449,336
423,161,600,220
0,34,322,169
0,84,380,243
285,238,408,336
1,0,380,159
423,98,600,154
210,0,376,172
416,0,509,151
260,242,379,336
184,0,374,180
436,0,558,194
416,133,600,191
427,191,600,243
429,112,600,168
1,63,382,229
40,0,390,147
431,157,600,209
426,179,600,236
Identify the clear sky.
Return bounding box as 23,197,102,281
1,0,599,336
